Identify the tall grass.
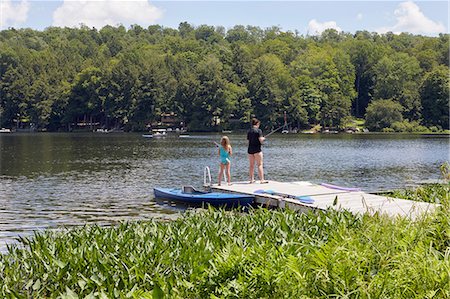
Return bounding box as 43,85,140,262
390,183,449,204
1,186,449,298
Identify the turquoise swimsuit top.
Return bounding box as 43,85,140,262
219,147,231,164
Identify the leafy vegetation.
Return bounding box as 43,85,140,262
0,25,448,132
365,99,404,131
1,184,449,298
390,164,450,203
391,183,449,204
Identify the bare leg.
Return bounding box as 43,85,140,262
248,154,255,183
254,152,266,183
218,163,225,185
226,162,231,185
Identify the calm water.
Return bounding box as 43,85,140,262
0,132,448,251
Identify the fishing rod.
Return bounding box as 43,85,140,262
264,122,291,138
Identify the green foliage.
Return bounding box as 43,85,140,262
390,183,449,204
194,25,222,43
372,52,421,101
343,38,383,118
0,25,448,131
290,45,355,128
441,162,450,181
365,99,403,131
1,189,449,298
248,54,290,127
420,66,450,130
391,120,430,133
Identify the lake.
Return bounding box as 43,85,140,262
0,132,448,251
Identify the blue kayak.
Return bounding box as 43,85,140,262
153,187,254,206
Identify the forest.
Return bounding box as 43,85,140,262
0,23,448,132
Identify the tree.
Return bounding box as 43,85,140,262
190,55,237,130
420,66,449,129
365,99,403,131
64,67,104,128
194,25,221,43
137,53,176,127
416,49,438,71
290,45,354,127
0,48,20,127
106,55,141,130
248,54,288,128
398,81,421,121
99,25,126,57
0,26,447,132
262,39,292,64
295,78,322,124
372,52,421,101
229,44,251,84
225,25,251,43
343,38,382,117
320,29,344,44
178,22,194,39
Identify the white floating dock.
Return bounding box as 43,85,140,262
211,180,438,219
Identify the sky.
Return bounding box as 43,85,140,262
0,0,448,36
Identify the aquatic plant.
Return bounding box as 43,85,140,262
441,162,450,181
391,183,449,204
0,187,449,298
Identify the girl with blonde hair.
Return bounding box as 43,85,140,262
218,136,232,186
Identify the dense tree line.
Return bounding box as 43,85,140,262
0,23,448,132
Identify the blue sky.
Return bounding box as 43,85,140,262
1,1,448,36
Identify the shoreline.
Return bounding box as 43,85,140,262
2,130,449,136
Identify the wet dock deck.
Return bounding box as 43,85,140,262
211,180,438,219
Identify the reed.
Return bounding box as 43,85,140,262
1,185,449,298
390,183,449,204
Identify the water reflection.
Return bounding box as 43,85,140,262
0,132,448,251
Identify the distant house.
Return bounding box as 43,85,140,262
161,112,180,126
150,112,184,129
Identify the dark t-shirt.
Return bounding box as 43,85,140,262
247,127,263,154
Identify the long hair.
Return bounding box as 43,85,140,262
221,136,230,149
251,118,260,126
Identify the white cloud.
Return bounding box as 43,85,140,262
0,0,30,29
53,0,163,28
377,1,445,35
356,13,363,21
307,19,341,35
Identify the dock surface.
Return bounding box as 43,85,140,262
211,180,438,219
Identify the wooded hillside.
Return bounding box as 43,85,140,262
0,24,448,131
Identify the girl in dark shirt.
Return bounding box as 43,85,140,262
247,118,267,183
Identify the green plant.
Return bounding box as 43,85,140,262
381,127,394,132
390,183,449,204
1,192,449,299
440,162,450,181
391,120,431,133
